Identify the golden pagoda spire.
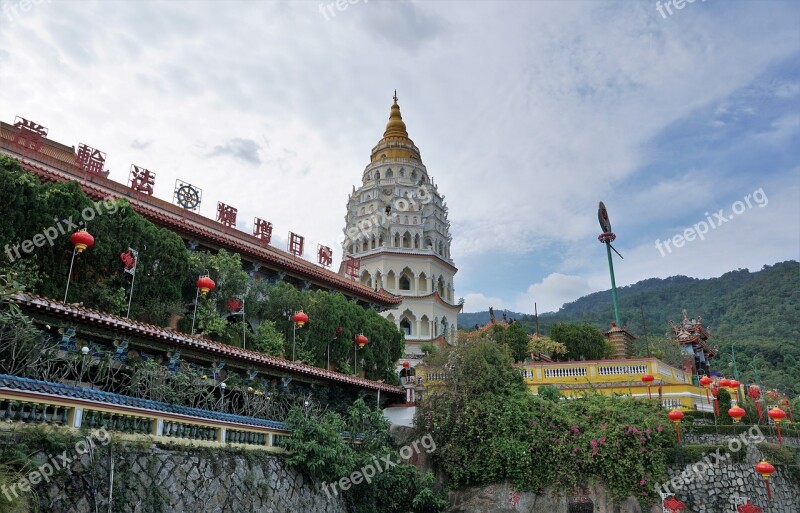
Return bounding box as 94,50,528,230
370,91,421,162
383,91,408,138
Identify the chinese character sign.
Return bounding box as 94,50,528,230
129,165,155,195
253,218,273,243
216,202,238,228
13,116,47,152
344,256,361,280
317,244,333,267
75,143,107,175
288,232,304,256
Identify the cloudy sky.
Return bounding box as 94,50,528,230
1,0,798,314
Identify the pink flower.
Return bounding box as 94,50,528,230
639,479,646,486
645,428,652,435
599,436,606,445
657,425,664,433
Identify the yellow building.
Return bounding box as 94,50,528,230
416,357,712,411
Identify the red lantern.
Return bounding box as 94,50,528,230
729,379,741,390
668,409,684,443
292,311,308,327
641,374,654,400
196,275,215,296
225,299,243,313
755,460,775,500
737,500,762,513
70,230,94,253
663,496,686,513
402,361,410,368
782,397,795,423
700,376,713,404
719,378,731,388
728,406,746,423
355,334,369,349
768,407,787,445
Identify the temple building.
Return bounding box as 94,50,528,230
340,95,461,362
670,310,717,379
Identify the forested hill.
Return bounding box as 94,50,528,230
459,261,800,393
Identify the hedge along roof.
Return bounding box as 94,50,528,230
11,292,403,396
0,126,401,309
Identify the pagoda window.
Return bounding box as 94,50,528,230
402,231,412,248
400,319,412,336
414,234,420,249
399,275,411,291
393,233,400,247
362,240,369,252
375,171,380,180
411,170,417,180
404,216,409,224
400,169,405,177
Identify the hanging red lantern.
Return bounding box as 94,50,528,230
355,333,369,349
700,375,713,404
768,407,787,445
729,379,741,392
728,405,746,423
292,311,308,327
70,229,95,253
782,397,794,423
755,460,775,500
719,378,731,388
196,275,215,296
402,361,410,368
668,409,684,443
641,374,655,400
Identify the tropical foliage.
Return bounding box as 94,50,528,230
418,333,676,505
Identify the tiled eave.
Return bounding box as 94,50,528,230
0,135,400,309
11,292,403,396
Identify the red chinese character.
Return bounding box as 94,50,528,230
13,117,47,152
75,143,106,175
129,165,155,195
253,218,273,243
317,245,333,267
344,256,361,280
288,232,304,256
216,202,238,228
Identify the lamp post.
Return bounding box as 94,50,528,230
354,334,368,377
64,230,94,303
219,381,227,412
192,275,215,335
291,311,308,361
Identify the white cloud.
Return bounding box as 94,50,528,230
513,274,594,314
461,293,504,314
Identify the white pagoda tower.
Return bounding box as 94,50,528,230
341,94,460,362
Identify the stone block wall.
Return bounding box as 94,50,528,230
22,445,345,513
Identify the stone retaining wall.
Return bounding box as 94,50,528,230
20,445,345,513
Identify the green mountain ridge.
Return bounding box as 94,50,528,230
459,261,800,394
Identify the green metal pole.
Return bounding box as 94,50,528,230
605,242,621,326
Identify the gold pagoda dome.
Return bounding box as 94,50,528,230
370,92,421,162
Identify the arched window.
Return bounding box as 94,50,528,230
402,232,411,248
375,171,380,180
400,319,412,336
414,234,420,249
399,274,411,290
393,233,400,247
400,169,405,177
386,169,394,178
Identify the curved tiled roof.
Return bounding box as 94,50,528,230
12,292,403,396
0,374,288,430
0,132,400,308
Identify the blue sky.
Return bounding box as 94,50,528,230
1,0,797,314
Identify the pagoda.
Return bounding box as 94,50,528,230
669,310,717,378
